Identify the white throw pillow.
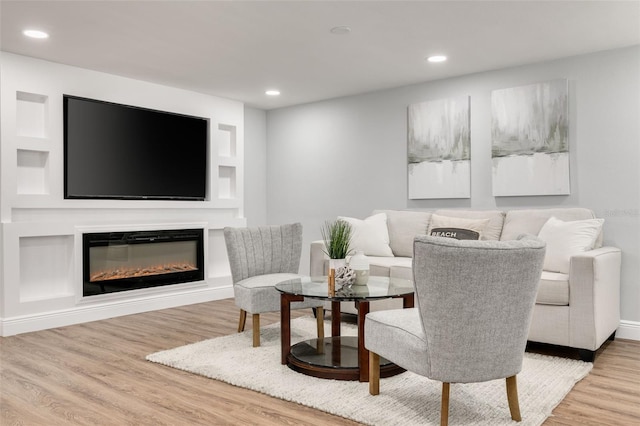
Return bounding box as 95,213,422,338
338,213,394,257
427,214,490,240
537,216,604,274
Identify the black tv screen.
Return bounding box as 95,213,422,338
64,95,208,201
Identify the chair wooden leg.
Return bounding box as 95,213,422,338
316,307,324,341
441,382,450,426
252,314,260,347
506,375,522,422
238,309,247,332
369,351,380,395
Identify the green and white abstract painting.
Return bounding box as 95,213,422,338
407,96,470,199
491,79,570,196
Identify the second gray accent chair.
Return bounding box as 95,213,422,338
366,235,546,425
224,223,324,347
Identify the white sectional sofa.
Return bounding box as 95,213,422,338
310,208,621,361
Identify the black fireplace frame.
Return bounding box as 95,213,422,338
82,228,205,296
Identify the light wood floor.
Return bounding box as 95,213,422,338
1,298,639,425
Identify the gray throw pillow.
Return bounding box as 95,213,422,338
430,227,480,240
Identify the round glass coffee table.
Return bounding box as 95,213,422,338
276,275,414,382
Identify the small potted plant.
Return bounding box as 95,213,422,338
321,219,354,290
320,219,353,262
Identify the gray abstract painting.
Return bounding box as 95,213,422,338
408,96,470,199
491,79,569,196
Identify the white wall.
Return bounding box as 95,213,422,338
265,46,640,326
243,107,268,227
0,53,245,335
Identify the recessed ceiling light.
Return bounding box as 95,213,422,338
265,90,280,96
330,26,351,35
426,55,447,63
23,29,49,39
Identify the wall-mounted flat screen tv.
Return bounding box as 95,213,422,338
64,95,208,201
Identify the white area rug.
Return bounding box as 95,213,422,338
147,317,592,426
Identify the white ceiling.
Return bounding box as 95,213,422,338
1,1,639,110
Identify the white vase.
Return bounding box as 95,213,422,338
349,251,370,285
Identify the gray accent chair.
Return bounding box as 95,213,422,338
224,223,324,347
366,235,546,425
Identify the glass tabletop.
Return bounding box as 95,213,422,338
275,275,414,302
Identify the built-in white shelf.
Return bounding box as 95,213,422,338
207,228,231,279
217,123,237,158
17,149,49,195
218,166,237,199
216,123,238,202
217,157,237,167
16,91,48,139
19,234,74,302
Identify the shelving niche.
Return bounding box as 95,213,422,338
17,149,49,195
19,235,74,302
15,91,51,196
217,124,238,200
207,228,230,279
16,91,48,138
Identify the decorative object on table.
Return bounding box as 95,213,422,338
334,265,356,287
349,250,370,285
407,96,470,199
328,268,336,296
320,219,353,260
491,79,569,196
321,219,353,293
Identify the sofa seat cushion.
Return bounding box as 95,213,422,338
536,271,569,306
365,256,413,278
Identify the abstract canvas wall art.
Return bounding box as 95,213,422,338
407,96,470,199
491,79,569,196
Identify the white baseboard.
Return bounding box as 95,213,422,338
0,285,234,337
617,320,640,341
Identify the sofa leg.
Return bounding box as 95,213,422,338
608,331,616,341
578,349,595,362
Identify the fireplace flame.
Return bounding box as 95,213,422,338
90,262,197,282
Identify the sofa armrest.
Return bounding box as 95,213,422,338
568,246,621,351
310,240,328,277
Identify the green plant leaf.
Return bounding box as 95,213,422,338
320,219,353,259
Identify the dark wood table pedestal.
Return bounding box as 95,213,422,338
280,291,414,382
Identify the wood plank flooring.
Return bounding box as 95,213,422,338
1,298,639,425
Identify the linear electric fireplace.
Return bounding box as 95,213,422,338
83,229,204,296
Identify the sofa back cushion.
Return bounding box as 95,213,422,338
338,213,394,257
373,210,431,257
433,209,505,240
501,208,602,247
428,213,488,240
